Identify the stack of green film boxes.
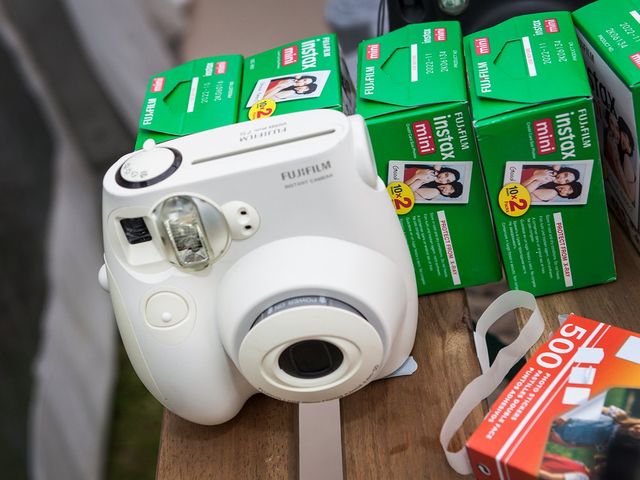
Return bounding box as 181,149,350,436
135,55,244,149
356,23,502,295
135,33,353,150
464,11,615,296
359,14,616,296
134,16,618,297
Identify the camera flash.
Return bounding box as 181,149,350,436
159,196,212,269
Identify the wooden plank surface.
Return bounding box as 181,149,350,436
156,290,483,479
157,394,297,479
341,290,483,479
516,218,640,342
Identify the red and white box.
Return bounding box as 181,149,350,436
467,316,640,479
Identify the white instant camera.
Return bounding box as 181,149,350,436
100,109,417,425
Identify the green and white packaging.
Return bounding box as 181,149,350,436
574,0,640,252
239,34,354,120
135,55,243,149
465,11,616,296
357,22,502,295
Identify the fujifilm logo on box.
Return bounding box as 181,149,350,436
239,34,354,121
465,11,616,296
574,0,640,253
135,56,243,150
357,22,501,295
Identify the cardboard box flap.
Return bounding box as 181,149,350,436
138,55,243,137
465,12,592,121
238,34,347,119
573,0,640,87
356,22,466,119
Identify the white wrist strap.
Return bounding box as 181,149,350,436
439,290,544,475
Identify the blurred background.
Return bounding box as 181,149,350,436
0,0,589,479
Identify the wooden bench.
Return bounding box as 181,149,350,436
156,218,640,479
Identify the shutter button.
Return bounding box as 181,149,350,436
145,292,189,327
116,139,181,188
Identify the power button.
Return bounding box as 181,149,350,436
145,292,189,328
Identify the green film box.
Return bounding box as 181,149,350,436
574,0,640,253
239,34,354,121
135,55,243,149
465,12,616,296
356,22,502,295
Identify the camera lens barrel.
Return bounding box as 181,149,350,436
237,295,384,403
255,296,359,380
215,235,413,405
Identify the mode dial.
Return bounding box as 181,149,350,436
116,140,181,188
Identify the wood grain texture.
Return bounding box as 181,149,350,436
157,394,297,479
156,290,482,479
516,218,640,342
341,290,483,480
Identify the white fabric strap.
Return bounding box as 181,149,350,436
439,290,545,475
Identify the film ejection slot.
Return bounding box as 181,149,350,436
191,128,336,164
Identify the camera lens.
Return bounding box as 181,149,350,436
239,293,386,402
278,340,344,379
